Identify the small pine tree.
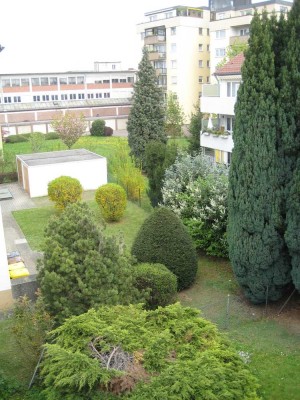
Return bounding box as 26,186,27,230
144,141,178,207
131,207,198,290
37,202,142,323
127,47,167,166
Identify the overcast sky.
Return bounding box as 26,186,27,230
0,0,207,74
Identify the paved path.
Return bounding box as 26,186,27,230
0,182,42,275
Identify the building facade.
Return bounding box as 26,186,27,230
137,6,211,119
0,62,136,136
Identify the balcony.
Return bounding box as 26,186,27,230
144,35,166,45
202,84,220,97
201,128,234,153
155,68,167,76
148,52,166,61
201,84,236,115
229,35,249,45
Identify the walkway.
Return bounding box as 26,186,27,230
0,182,42,275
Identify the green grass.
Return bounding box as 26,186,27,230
13,198,151,252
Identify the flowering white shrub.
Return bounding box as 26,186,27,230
161,152,229,257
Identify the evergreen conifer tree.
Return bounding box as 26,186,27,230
278,0,300,292
127,47,167,165
227,12,291,303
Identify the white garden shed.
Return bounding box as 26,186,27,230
16,149,107,198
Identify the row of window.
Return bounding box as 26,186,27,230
215,28,249,39
199,76,210,83
199,60,210,68
1,76,134,88
1,92,112,104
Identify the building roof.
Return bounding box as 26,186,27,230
17,149,105,167
214,53,245,76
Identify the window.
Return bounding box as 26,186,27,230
216,30,226,39
2,79,10,87
227,81,240,97
171,76,177,84
171,60,177,69
199,60,203,68
68,77,76,84
199,27,203,35
207,60,210,67
88,93,94,99
4,97,11,103
120,78,126,82
60,77,67,85
31,78,40,86
61,94,68,100
165,11,173,18
51,95,58,100
127,77,134,83
226,117,231,131
70,93,77,99
171,27,176,35
103,79,110,83
199,91,202,98
217,12,225,20
216,48,226,57
171,43,176,52
112,64,116,70
207,28,210,36
33,95,40,102
280,6,288,12
240,28,249,36
207,76,210,83
104,92,110,98
78,93,85,99
50,77,58,85
21,78,29,86
199,76,203,83
41,77,49,85
198,44,203,52
95,80,102,84
141,32,145,40
96,93,102,98
112,79,119,83
149,15,157,22
42,95,49,101
240,9,252,16
12,79,20,87
77,76,84,84
207,44,210,51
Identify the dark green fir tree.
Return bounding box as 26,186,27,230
227,12,291,303
127,47,167,166
278,0,300,292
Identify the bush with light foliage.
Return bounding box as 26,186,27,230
95,183,127,222
40,303,260,399
162,152,229,257
48,175,83,210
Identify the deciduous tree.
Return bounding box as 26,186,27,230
52,112,87,148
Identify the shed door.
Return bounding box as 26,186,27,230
23,165,30,196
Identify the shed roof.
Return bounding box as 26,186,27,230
17,149,105,167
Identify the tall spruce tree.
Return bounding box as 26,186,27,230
127,47,167,165
278,0,300,292
227,12,291,303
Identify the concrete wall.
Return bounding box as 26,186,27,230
0,205,13,309
19,155,107,198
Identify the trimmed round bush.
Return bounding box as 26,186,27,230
90,119,105,136
48,176,83,210
95,183,127,222
132,207,198,290
133,263,177,309
104,126,113,136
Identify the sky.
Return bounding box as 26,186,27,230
0,0,207,74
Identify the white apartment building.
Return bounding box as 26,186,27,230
200,53,243,164
137,6,211,119
209,0,292,79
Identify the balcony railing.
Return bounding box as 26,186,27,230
148,52,166,61
144,35,166,45
229,35,249,45
202,84,220,97
155,68,167,76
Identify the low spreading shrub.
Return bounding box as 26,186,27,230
95,183,127,222
132,207,198,290
90,119,105,136
5,134,28,143
44,132,60,140
133,263,177,309
48,176,83,210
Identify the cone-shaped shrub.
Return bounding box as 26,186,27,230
131,207,198,290
95,183,127,222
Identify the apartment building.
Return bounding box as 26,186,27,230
0,62,136,136
137,5,211,119
209,0,292,79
